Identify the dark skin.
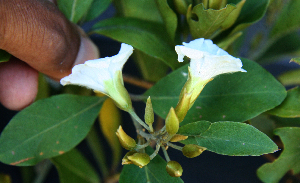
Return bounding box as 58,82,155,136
0,0,99,110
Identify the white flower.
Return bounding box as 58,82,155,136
60,43,133,111
174,38,246,118
175,38,246,81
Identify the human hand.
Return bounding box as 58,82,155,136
0,0,99,110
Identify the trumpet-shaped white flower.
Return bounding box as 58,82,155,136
60,43,133,111
175,38,246,81
174,38,246,120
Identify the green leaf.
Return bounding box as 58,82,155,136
113,0,163,23
144,58,286,124
270,0,300,38
57,0,94,24
178,121,278,156
278,68,300,86
91,17,181,70
290,57,300,65
257,127,300,183
268,87,300,118
228,0,270,34
119,147,183,183
51,148,100,183
84,0,111,22
133,50,169,82
0,94,105,166
0,49,11,63
155,0,178,41
250,115,276,138
271,116,300,128
187,4,236,39
256,32,300,63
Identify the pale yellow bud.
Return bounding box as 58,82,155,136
182,144,206,158
165,107,180,135
127,153,150,168
166,161,183,177
116,126,136,150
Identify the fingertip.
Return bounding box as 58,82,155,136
0,58,38,111
74,27,100,66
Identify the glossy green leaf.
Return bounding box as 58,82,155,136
221,0,246,30
84,0,111,22
91,17,181,70
187,3,236,39
257,127,300,183
52,148,100,183
0,94,105,166
270,0,300,38
178,121,278,156
278,68,300,86
144,58,286,124
155,0,178,41
57,0,94,24
228,0,270,34
119,147,183,183
0,49,11,63
268,87,300,118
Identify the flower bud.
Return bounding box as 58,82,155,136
166,161,183,177
182,144,206,158
169,134,188,142
122,150,137,165
165,107,179,135
127,153,150,168
145,96,154,132
175,88,192,122
116,126,136,150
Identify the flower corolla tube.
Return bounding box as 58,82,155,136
60,43,133,111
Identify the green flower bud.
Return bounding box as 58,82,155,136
175,88,192,122
127,153,150,168
145,96,154,132
122,150,137,165
169,134,189,142
116,126,136,150
165,107,179,135
182,144,206,158
166,161,183,177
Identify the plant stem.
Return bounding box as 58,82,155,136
150,144,161,160
136,140,151,150
86,126,109,178
162,146,171,162
167,142,183,151
128,110,151,131
123,74,154,89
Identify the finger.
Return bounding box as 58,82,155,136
0,57,38,111
0,0,98,80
